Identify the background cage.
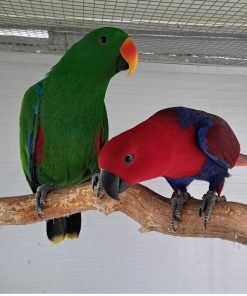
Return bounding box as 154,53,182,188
1,0,247,66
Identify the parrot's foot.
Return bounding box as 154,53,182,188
35,184,55,216
199,191,226,229
91,172,104,198
171,191,191,232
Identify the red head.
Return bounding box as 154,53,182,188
99,115,169,185
98,108,207,200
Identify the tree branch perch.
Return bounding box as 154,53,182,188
0,182,247,245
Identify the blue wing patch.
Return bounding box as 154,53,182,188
27,82,43,190
171,107,229,169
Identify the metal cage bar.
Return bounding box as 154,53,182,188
0,0,247,66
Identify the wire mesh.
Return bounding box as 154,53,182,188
1,0,247,66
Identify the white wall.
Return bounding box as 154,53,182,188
0,52,247,293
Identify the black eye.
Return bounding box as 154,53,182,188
99,36,107,44
124,154,133,164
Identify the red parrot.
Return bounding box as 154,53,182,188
98,107,247,230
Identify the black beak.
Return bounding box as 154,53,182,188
117,54,129,73
100,169,129,200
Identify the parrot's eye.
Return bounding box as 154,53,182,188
99,36,107,44
124,154,133,164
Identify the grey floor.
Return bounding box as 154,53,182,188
0,52,247,293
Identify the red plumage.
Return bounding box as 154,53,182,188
34,124,45,163
98,107,242,186
99,106,246,229
203,112,239,168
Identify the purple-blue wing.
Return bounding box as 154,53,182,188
171,107,240,169
196,110,240,168
198,111,240,168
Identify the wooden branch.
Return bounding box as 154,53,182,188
0,182,247,245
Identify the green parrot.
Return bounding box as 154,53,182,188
19,27,138,244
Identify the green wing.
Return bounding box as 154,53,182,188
89,103,108,176
19,81,43,192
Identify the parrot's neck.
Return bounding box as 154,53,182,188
46,70,110,104
40,71,110,131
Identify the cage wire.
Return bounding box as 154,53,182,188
0,0,247,66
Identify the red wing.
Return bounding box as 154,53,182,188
198,112,240,168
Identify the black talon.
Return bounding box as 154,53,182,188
200,191,227,228
91,173,99,190
170,191,190,231
171,220,177,232
91,172,103,198
35,184,54,216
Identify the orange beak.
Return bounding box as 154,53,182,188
120,37,138,77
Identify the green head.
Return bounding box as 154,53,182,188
54,27,138,79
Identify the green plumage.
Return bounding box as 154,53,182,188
19,27,129,243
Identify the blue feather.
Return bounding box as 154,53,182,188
165,158,229,192
34,83,42,115
171,107,229,169
27,82,43,186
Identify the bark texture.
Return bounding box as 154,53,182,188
0,182,247,245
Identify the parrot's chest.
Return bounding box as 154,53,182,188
35,110,103,187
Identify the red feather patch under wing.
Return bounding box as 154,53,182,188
34,124,45,163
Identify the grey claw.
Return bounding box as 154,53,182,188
200,191,226,228
96,182,102,198
217,195,227,202
35,191,43,214
201,191,216,222
92,172,104,198
35,184,54,215
36,208,44,218
40,191,46,209
170,191,190,230
171,220,177,232
91,173,99,190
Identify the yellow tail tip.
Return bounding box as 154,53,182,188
50,235,65,244
65,233,79,240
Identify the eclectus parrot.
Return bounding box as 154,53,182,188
98,107,247,230
19,27,138,243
